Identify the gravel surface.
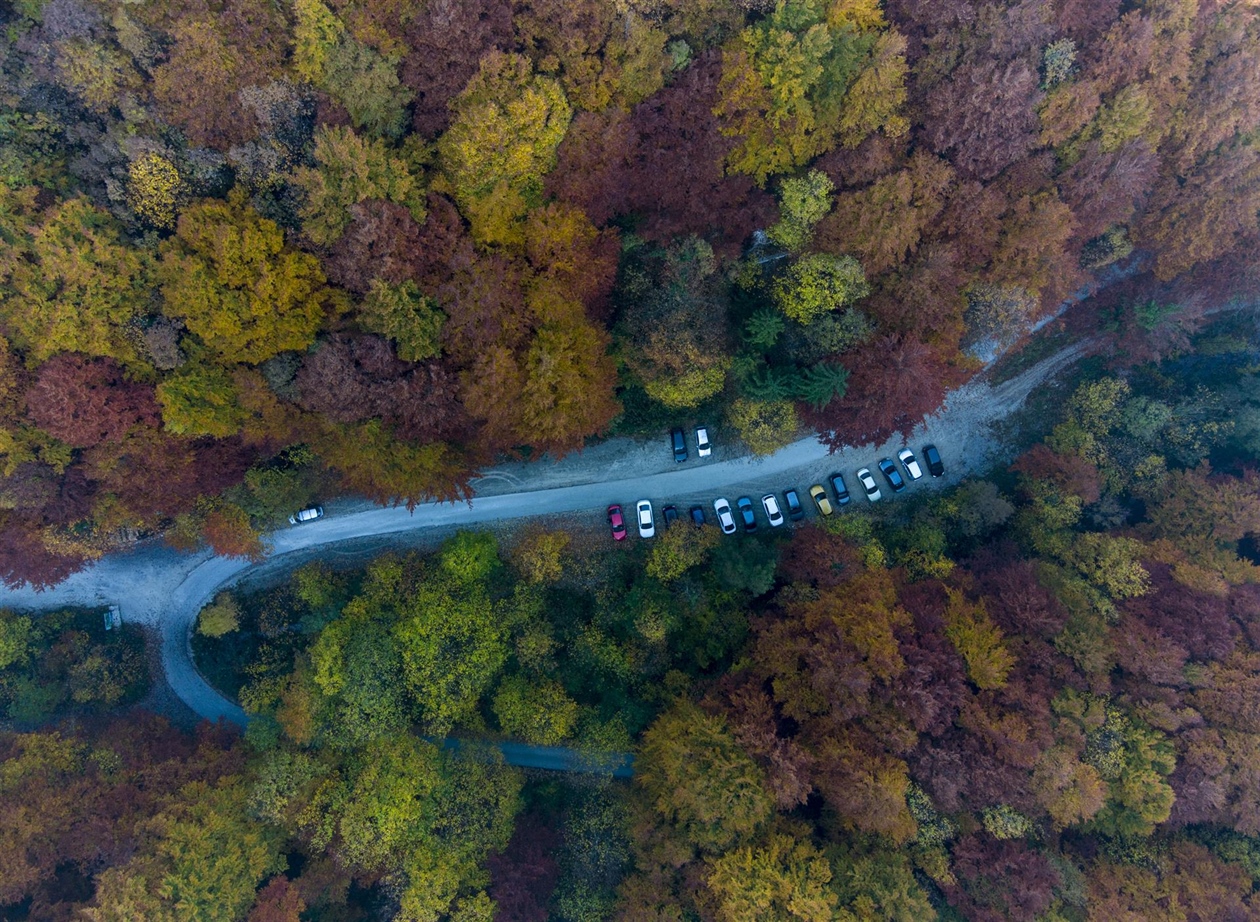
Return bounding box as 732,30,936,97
0,339,1093,733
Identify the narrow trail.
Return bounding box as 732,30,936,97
0,333,1097,774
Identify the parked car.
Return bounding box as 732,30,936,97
783,489,804,521
878,458,906,493
696,426,711,457
856,468,882,502
607,504,627,540
829,472,851,505
289,506,324,525
690,505,706,526
713,498,737,534
636,499,655,538
898,448,923,481
762,494,784,527
736,496,758,532
663,505,678,527
923,444,944,477
671,429,688,462
809,484,833,516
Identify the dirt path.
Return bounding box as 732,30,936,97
0,333,1097,752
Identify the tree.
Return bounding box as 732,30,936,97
292,126,425,246
714,0,904,183
156,362,246,438
0,196,153,366
400,0,517,138
25,354,160,448
705,833,838,922
292,0,412,138
646,523,720,584
392,577,508,734
727,398,799,457
618,238,734,410
493,676,579,746
924,57,1043,181
814,151,955,276
151,14,282,151
767,169,834,252
637,702,774,854
514,319,621,456
773,254,871,325
355,279,445,363
961,283,1038,353
159,194,347,364
197,593,241,638
126,153,187,230
439,52,572,249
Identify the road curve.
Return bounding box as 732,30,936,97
0,340,1090,766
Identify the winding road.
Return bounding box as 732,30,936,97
0,339,1090,772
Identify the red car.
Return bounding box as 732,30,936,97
607,504,627,541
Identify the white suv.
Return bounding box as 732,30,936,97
696,426,711,457
289,506,324,525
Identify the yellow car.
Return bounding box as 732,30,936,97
809,484,833,516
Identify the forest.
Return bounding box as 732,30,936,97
1,0,1260,918
5,317,1260,920
0,0,1257,586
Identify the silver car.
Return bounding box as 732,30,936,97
713,497,737,535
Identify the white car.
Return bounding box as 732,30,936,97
713,497,737,535
856,468,882,502
288,506,324,525
636,499,655,538
696,426,711,457
898,448,923,481
762,494,784,527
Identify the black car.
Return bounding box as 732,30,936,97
662,505,678,527
923,444,944,477
689,505,706,526
877,458,906,493
829,472,851,505
783,489,804,521
736,496,757,532
671,429,688,462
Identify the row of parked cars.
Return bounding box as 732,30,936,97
607,444,944,539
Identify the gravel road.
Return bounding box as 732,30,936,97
0,338,1092,738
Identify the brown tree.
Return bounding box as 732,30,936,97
25,354,160,449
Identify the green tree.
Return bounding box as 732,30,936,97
728,398,799,456
773,253,870,325
156,362,246,438
359,279,445,362
492,675,579,745
646,523,721,584
638,702,774,853
1081,706,1176,838
293,126,425,246
706,832,839,922
439,52,572,249
768,169,834,252
0,611,33,670
942,588,1015,691
197,593,240,638
392,578,508,735
744,308,786,349
0,196,153,366
159,194,347,364
794,363,850,409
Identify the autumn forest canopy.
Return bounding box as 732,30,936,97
3,0,1260,919
0,0,1256,584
